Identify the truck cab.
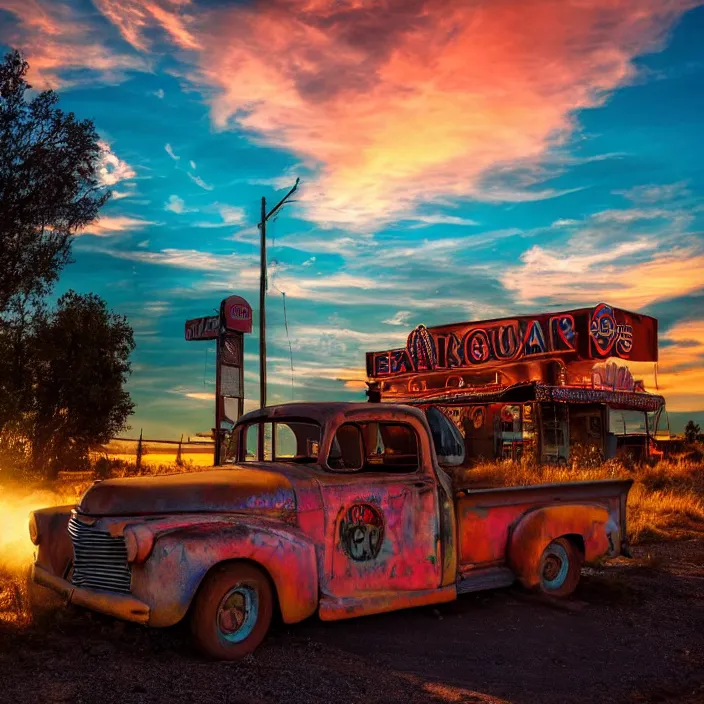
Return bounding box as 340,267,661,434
30,402,631,660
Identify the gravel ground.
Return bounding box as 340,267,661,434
1,538,703,704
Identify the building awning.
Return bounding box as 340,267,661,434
399,381,664,412
534,384,665,412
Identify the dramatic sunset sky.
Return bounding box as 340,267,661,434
2,0,703,438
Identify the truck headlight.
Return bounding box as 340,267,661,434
28,512,40,545
123,525,154,564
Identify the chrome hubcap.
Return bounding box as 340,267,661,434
541,542,569,589
217,585,258,643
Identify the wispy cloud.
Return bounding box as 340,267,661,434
93,0,200,52
153,88,165,99
188,172,213,191
112,190,135,200
590,208,686,224
164,195,197,214
97,140,136,187
273,272,396,301
165,143,180,161
628,319,704,412
95,247,259,273
407,214,479,228
79,215,155,236
194,205,247,228
218,205,245,225
0,0,149,89
614,182,691,204
284,324,408,360
383,311,412,327
240,231,377,258
503,239,704,309
183,392,215,402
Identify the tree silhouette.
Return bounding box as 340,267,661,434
0,49,108,312
31,292,135,476
0,51,134,475
684,420,701,444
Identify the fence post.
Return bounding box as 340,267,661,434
176,434,183,466
136,428,143,471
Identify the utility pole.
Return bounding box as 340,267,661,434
259,196,267,409
258,177,300,408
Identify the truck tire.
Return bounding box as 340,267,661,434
537,537,582,597
190,562,273,660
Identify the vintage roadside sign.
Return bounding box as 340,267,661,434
222,295,253,334
367,302,658,379
185,315,220,341
184,296,252,465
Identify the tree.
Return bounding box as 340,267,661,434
684,420,701,444
0,50,130,476
0,49,108,313
30,291,135,476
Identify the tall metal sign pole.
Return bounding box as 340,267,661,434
185,296,252,465
258,177,300,409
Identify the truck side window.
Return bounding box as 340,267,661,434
274,422,320,462
243,424,259,461
329,422,419,473
263,423,273,461
329,424,364,470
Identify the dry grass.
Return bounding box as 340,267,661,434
95,439,215,469
454,454,704,544
1,453,703,628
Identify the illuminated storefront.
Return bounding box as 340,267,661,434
366,303,665,465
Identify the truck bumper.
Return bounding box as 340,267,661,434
32,563,150,625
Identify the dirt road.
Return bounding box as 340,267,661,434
1,539,703,704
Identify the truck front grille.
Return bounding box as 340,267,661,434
68,516,132,593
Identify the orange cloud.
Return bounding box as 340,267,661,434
503,241,704,309
92,0,200,52
189,0,701,226
4,0,700,226
79,215,155,236
628,320,704,412
0,0,148,88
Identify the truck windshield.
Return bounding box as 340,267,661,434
241,421,321,463
424,406,465,466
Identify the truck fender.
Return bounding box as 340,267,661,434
131,517,318,627
507,504,614,589
30,505,75,578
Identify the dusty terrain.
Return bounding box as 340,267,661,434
1,538,702,704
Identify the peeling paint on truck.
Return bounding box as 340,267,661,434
30,402,632,659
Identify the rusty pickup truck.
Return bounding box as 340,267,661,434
30,402,631,660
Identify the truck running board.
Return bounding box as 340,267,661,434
319,585,456,621
456,567,516,595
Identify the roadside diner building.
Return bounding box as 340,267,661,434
365,303,665,465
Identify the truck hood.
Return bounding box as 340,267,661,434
77,467,296,517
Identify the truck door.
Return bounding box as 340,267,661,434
319,421,441,598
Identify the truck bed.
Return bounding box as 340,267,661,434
454,479,632,575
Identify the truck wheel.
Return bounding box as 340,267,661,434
538,538,582,597
190,562,273,660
